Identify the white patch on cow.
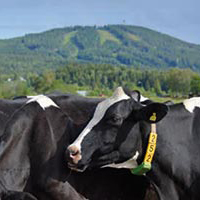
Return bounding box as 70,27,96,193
102,151,139,169
26,95,59,110
140,95,149,102
69,87,130,152
183,97,200,113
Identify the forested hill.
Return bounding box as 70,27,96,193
0,24,200,73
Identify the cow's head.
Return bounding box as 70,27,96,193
66,87,168,172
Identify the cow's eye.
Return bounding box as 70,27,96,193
106,115,123,126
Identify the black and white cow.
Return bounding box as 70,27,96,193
67,87,200,200
67,87,168,171
0,95,88,200
67,87,200,199
0,93,159,200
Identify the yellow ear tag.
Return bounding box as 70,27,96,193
150,112,157,121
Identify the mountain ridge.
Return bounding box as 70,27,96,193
0,24,200,73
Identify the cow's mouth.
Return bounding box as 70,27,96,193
68,162,87,172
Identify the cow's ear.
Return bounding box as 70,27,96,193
130,90,141,102
123,88,141,102
137,103,168,123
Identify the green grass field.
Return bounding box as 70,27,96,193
150,96,184,103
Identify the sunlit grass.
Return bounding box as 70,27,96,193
97,30,121,45
150,96,184,103
64,31,77,45
126,32,140,41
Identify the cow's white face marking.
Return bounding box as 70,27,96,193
102,151,139,169
26,95,59,110
183,97,200,113
69,87,130,152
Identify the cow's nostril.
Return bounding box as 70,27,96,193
68,146,80,157
67,145,82,164
69,149,79,156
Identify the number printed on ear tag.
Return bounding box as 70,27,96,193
144,132,157,163
144,144,156,163
149,133,157,144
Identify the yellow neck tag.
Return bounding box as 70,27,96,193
131,124,157,175
144,124,157,163
144,134,157,163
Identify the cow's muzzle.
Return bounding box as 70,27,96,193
67,145,82,164
66,145,92,172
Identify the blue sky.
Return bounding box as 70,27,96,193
0,0,200,44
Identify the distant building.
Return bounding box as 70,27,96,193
7,78,12,82
19,77,26,81
7,77,26,82
77,90,88,96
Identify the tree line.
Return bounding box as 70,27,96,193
0,63,200,99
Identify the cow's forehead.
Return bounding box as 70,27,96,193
86,87,130,128
86,87,130,124
94,91,130,119
69,87,130,149
27,95,59,110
